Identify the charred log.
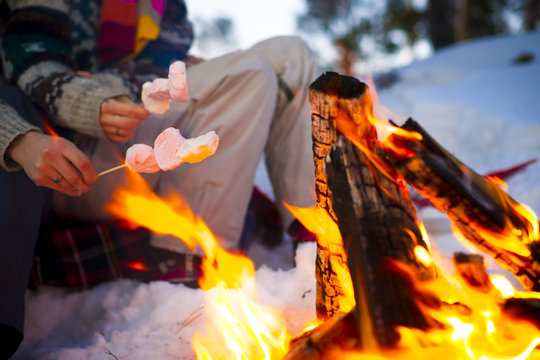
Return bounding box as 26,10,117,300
383,118,540,291
304,72,437,353
309,72,373,319
326,135,436,348
291,71,540,358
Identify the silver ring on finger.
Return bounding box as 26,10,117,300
115,127,120,136
53,174,62,184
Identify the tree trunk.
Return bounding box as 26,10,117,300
427,0,455,49
454,0,470,42
524,0,540,31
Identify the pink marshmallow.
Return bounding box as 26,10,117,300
153,127,186,170
168,61,188,103
147,78,170,100
125,144,161,173
141,79,171,114
177,131,219,164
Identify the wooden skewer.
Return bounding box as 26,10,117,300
98,164,127,177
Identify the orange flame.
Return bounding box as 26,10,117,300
450,200,539,260
104,171,289,358
486,175,507,191
283,203,356,313
329,251,540,360
42,118,59,138
124,260,148,271
103,75,540,359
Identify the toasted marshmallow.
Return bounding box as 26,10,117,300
177,131,219,164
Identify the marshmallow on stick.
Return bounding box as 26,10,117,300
141,79,171,114
141,61,188,114
99,127,219,176
153,127,186,170
177,131,219,164
168,61,188,102
125,144,160,173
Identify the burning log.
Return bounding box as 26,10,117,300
382,118,540,291
325,135,436,347
294,71,540,358
309,72,372,319
294,72,437,356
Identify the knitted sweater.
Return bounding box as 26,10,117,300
0,0,193,171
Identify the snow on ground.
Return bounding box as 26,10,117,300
14,31,540,359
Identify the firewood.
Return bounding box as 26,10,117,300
309,72,372,319
326,135,436,347
382,118,540,291
307,72,436,351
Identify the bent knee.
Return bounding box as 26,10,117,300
229,55,279,96
255,35,312,55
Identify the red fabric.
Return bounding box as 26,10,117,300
33,220,201,289
98,0,137,64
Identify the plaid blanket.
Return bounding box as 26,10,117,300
31,187,312,290
33,220,202,289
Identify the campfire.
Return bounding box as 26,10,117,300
105,72,540,359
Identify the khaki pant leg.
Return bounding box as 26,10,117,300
247,36,321,230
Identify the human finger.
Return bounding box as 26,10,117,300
38,138,96,194
60,141,98,186
102,122,136,143
101,97,149,120
32,168,82,196
42,172,84,196
52,160,91,193
100,112,145,130
76,71,97,80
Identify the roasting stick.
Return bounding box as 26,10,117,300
98,164,127,177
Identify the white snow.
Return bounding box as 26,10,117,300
14,31,540,359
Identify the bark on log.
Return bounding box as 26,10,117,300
309,72,374,319
383,118,540,291
326,135,436,348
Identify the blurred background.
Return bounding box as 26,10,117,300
186,0,539,76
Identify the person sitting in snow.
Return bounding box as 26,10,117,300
0,0,319,357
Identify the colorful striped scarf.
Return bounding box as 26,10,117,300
98,0,166,64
